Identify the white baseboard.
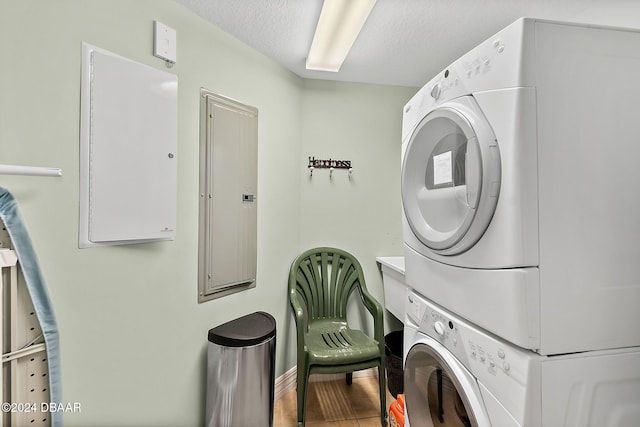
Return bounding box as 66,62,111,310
274,365,297,401
274,366,377,401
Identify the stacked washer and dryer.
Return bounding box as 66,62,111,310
400,18,640,427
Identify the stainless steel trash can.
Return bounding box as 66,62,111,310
206,311,276,427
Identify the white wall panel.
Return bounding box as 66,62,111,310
79,43,177,248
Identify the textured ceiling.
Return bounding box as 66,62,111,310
175,0,638,88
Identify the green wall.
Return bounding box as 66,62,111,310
0,0,414,425
299,80,414,333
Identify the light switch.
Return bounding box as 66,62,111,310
153,21,177,63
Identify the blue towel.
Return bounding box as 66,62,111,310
0,188,62,426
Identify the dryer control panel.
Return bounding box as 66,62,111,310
401,17,532,143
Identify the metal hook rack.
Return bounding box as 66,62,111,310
308,157,353,179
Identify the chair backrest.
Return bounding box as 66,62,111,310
289,247,367,321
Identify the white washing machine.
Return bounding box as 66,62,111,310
403,289,640,427
401,17,640,355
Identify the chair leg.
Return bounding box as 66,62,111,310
378,363,387,426
437,368,444,423
346,372,353,385
297,363,310,427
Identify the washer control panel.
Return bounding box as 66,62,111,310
407,291,466,363
406,290,535,387
406,290,536,424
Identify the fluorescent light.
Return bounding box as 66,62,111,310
306,0,377,72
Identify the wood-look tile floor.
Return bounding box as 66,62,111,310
274,376,395,427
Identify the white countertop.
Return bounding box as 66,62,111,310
376,256,405,275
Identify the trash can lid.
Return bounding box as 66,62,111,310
208,311,276,347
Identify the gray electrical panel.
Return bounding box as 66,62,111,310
198,89,258,302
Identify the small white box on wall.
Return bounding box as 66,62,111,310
153,21,177,64
79,43,178,248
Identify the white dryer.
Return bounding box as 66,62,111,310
401,18,640,355
403,289,640,427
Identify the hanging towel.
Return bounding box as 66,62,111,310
0,187,62,427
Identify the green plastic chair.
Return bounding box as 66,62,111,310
289,247,387,427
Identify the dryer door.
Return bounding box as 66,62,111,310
404,337,490,427
401,96,500,255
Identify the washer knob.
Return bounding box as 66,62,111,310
434,321,445,336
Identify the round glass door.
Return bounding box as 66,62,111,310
401,97,500,255
404,341,488,427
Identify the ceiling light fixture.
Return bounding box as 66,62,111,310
306,0,377,72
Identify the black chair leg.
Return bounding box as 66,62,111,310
346,372,353,385
437,368,444,423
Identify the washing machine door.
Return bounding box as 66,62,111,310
401,96,501,255
404,336,490,427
